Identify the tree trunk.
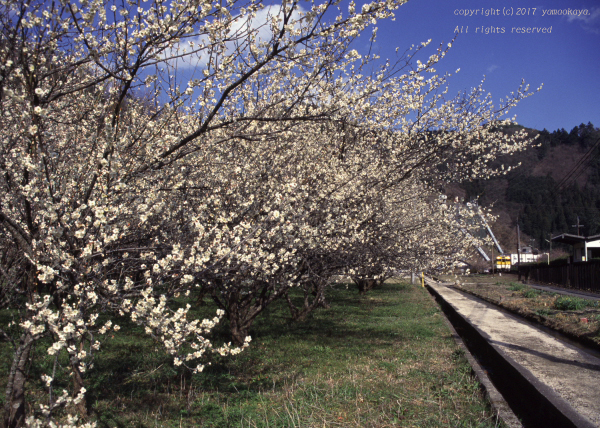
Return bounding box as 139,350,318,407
286,282,329,321
69,345,88,419
3,334,33,428
218,282,282,346
229,318,248,347
355,278,379,295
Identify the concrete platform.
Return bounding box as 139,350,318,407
425,278,600,428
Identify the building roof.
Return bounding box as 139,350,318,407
551,233,600,245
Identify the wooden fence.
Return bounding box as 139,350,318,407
521,260,600,292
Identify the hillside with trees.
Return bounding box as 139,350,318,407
453,122,600,256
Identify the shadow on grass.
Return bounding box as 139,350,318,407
14,282,456,427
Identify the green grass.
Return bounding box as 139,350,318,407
553,296,599,311
1,283,503,427
507,282,540,298
508,283,525,292
521,288,541,299
535,308,552,317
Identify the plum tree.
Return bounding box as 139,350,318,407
0,0,538,425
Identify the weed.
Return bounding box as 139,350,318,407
536,309,552,317
554,296,598,311
508,283,525,292
522,288,540,298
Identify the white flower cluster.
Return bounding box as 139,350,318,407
25,389,95,428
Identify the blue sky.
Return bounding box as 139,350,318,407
363,0,600,132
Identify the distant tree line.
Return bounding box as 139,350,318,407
461,123,600,251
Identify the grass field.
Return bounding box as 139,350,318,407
1,282,503,427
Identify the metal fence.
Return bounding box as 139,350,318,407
521,260,600,292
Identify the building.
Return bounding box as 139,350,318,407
509,246,542,266
551,234,600,262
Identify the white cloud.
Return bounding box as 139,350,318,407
166,5,307,71
487,64,498,73
567,6,600,34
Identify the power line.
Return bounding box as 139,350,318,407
566,148,600,186
555,137,600,191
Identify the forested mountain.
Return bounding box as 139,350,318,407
450,122,600,254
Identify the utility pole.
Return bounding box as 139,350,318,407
572,216,585,236
517,219,521,281
491,245,495,276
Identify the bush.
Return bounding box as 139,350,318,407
508,283,525,291
553,296,598,311
522,288,540,298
